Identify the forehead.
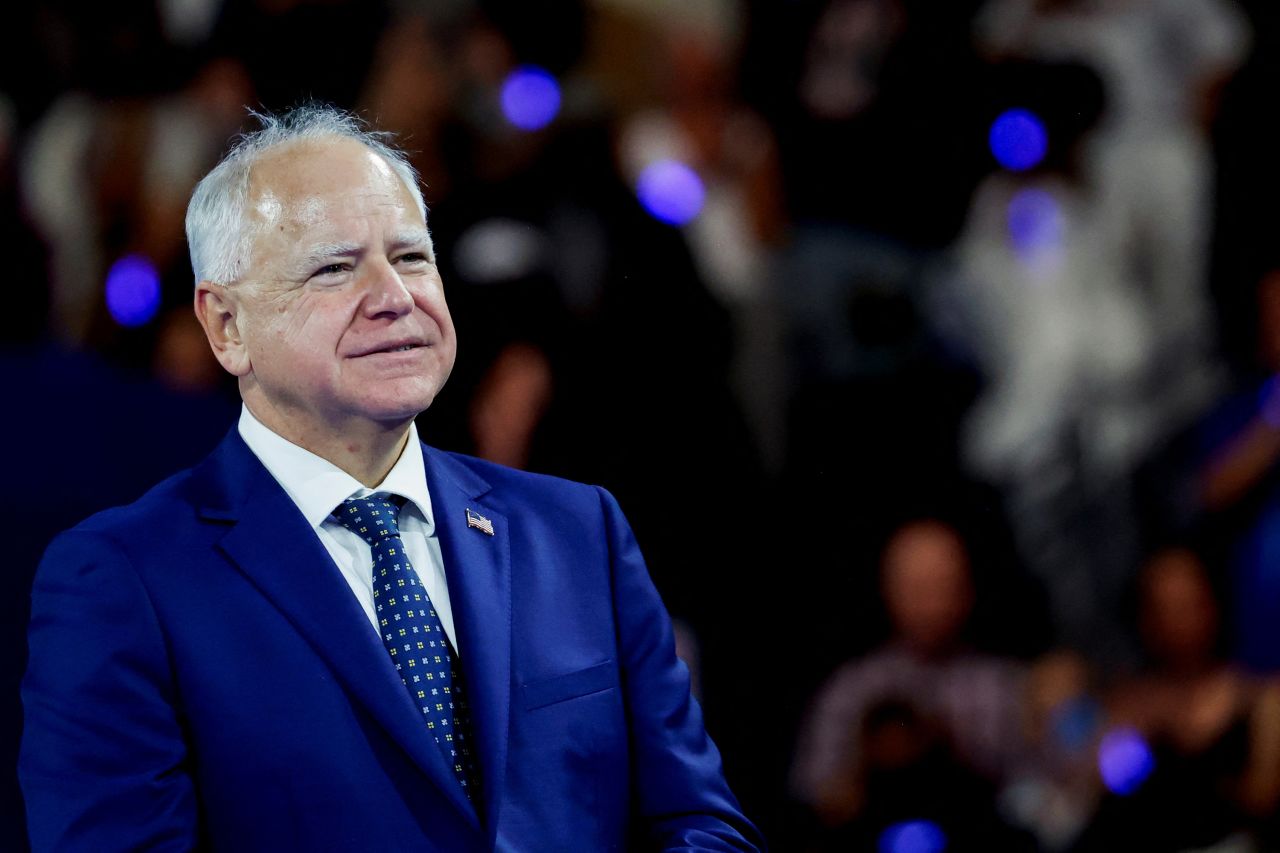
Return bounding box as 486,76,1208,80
246,137,421,235
887,523,965,564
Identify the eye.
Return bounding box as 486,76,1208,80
312,262,353,280
394,252,432,265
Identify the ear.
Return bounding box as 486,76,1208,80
194,281,251,377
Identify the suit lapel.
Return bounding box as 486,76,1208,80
423,446,512,835
194,432,480,831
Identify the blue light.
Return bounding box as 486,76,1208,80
1006,187,1064,259
1098,726,1155,796
105,254,161,327
989,108,1048,172
878,820,948,853
500,66,561,131
636,159,705,226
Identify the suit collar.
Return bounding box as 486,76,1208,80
189,429,483,833
421,446,512,838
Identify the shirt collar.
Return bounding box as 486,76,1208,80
237,404,435,534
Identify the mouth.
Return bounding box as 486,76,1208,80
354,340,428,357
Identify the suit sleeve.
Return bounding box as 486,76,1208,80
20,529,198,852
596,487,766,852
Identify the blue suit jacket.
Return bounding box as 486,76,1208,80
20,430,763,851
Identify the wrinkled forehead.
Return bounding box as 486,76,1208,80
245,137,417,232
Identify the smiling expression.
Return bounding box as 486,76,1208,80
216,136,456,445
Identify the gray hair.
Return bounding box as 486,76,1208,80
185,104,427,285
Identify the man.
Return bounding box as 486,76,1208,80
790,519,1026,826
20,106,763,852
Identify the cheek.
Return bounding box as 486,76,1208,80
415,275,453,327
280,297,335,340
434,307,457,345
262,297,351,356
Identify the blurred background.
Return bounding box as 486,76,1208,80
5,0,1280,849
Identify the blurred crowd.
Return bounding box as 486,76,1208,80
6,0,1280,849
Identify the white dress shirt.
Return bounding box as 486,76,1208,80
237,405,458,650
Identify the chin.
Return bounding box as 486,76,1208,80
363,403,432,427
359,388,442,426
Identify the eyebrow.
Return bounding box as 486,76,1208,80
391,228,436,258
298,241,364,270
296,229,436,272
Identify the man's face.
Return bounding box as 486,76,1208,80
882,521,974,656
217,137,455,441
1141,549,1218,666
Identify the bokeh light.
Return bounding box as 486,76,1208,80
989,108,1049,172
636,159,706,226
1006,187,1064,260
1098,726,1155,795
500,65,562,131
878,819,948,853
105,254,162,328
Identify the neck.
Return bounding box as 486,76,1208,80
1160,654,1221,681
899,637,961,663
244,399,413,487
317,427,412,488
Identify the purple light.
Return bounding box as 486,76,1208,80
636,159,705,226
500,66,561,131
989,108,1048,172
1098,726,1155,796
1007,187,1064,259
878,820,948,853
105,254,161,327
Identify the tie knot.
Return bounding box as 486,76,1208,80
331,495,403,545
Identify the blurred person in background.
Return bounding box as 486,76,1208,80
1077,546,1280,851
962,0,1248,668
755,6,993,727
948,59,1163,664
789,519,1028,830
758,0,989,244
807,697,1035,852
21,1,255,351
614,0,788,470
1192,269,1280,674
976,0,1247,407
767,0,989,510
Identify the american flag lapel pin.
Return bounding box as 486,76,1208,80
466,508,495,536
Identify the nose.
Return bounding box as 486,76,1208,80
362,257,414,319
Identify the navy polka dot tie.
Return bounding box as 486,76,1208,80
332,496,479,801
